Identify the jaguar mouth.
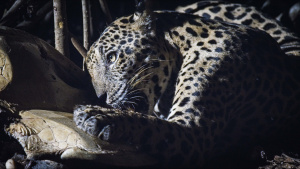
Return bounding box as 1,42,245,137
97,90,149,113
124,92,149,113
97,92,113,108
116,90,149,114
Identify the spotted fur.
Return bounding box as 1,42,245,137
176,1,300,57
74,2,300,167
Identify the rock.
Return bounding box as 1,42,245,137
5,159,15,169
5,109,156,167
0,26,98,112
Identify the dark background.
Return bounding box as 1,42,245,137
0,0,300,168
1,0,299,67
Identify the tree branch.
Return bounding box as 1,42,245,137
70,32,87,59
53,0,70,58
99,0,112,24
0,0,26,26
70,32,88,71
16,1,53,30
82,0,91,50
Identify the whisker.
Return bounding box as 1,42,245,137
148,59,175,62
126,88,145,95
131,72,153,88
121,100,138,105
135,64,149,73
127,65,153,85
129,96,144,101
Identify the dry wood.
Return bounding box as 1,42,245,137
0,0,26,26
70,32,87,59
53,0,70,58
16,1,53,30
89,1,94,41
99,0,112,24
82,0,91,50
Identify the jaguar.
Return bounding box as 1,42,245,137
74,1,300,167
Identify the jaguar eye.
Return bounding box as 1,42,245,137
106,52,117,63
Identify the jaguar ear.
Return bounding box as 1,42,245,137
133,0,156,36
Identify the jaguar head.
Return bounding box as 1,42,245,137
86,9,174,114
